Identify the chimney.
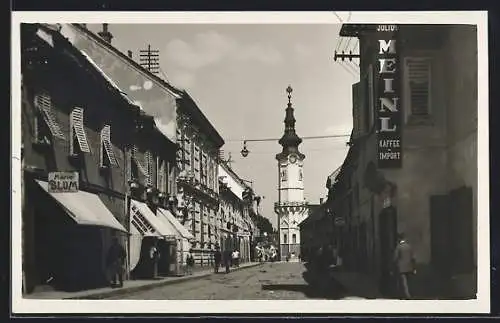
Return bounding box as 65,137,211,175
98,23,113,44
320,198,324,204
127,50,133,59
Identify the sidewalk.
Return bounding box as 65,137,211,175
329,269,384,299
24,262,262,300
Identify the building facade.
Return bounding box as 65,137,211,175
21,23,144,292
218,163,255,263
175,93,224,267
332,24,478,298
274,86,309,260
59,23,195,276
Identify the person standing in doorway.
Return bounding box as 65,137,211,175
214,247,222,273
393,233,417,299
150,241,159,279
106,236,126,288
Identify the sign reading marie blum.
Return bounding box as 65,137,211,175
376,24,402,168
48,172,79,193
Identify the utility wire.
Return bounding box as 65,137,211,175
225,134,351,143
333,12,343,24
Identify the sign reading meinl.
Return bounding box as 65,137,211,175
48,172,79,193
376,24,402,168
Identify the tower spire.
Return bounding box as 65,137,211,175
276,85,305,160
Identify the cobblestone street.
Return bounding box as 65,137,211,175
107,262,354,300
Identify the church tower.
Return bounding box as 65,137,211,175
274,85,308,261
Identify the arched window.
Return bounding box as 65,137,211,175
292,234,297,244
283,234,288,244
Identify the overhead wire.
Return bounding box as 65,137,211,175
225,134,350,142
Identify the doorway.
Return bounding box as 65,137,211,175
378,206,397,296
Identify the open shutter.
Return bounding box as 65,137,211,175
71,107,91,153
132,145,148,177
146,150,154,187
34,92,65,139
101,125,119,167
157,158,166,193
407,58,431,116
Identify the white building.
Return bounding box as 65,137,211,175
274,86,309,261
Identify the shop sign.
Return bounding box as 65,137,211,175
48,172,79,193
376,24,402,168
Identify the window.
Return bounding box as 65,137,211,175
33,92,65,142
405,57,432,117
100,125,118,168
292,234,297,244
299,168,303,181
280,168,287,182
69,107,90,156
157,159,166,193
283,234,288,244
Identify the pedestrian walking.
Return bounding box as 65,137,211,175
214,247,222,273
233,249,240,267
186,251,195,275
393,233,417,299
223,249,232,273
106,236,126,288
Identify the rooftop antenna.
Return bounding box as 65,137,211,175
139,44,160,74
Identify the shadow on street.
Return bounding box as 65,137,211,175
261,264,380,300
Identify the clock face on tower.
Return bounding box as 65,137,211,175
289,154,297,164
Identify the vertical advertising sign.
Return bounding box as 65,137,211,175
376,24,402,168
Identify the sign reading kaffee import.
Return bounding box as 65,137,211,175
376,24,402,168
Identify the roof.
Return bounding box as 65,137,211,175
34,24,142,117
78,49,141,110
70,24,184,98
179,92,225,148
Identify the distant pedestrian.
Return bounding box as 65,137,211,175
232,249,240,267
106,236,126,288
393,233,417,299
214,248,222,273
149,242,160,279
186,251,195,275
223,249,232,273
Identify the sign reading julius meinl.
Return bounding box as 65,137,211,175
376,24,402,168
48,172,79,193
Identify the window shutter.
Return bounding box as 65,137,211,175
34,92,65,139
132,145,148,177
101,125,118,167
126,147,132,181
157,159,166,193
145,150,154,187
70,107,91,153
407,58,431,116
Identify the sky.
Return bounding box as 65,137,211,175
87,23,360,229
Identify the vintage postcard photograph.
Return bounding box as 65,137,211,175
10,11,489,314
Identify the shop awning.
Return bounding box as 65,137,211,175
130,200,178,239
157,207,194,240
36,180,127,232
